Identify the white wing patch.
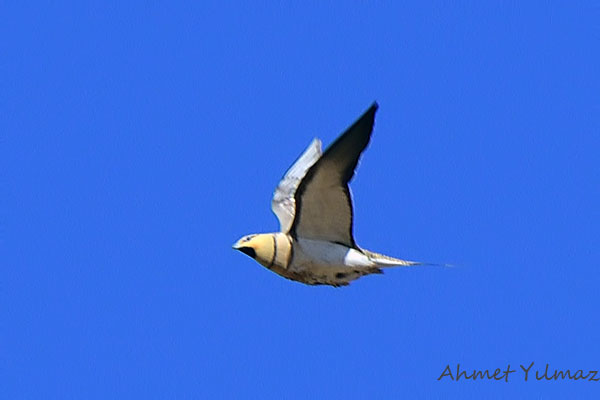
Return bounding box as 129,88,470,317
271,138,322,233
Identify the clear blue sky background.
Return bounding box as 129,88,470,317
3,1,599,398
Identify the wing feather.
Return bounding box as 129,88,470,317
290,103,378,247
271,138,322,232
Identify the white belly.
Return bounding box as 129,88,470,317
292,238,374,269
284,238,379,286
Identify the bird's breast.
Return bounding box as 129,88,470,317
272,232,293,269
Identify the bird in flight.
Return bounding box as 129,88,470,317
233,102,427,286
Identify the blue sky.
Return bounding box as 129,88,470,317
3,1,599,398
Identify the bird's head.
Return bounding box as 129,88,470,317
232,234,275,267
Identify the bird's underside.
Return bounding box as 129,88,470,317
235,234,421,287
280,237,380,286
269,264,384,287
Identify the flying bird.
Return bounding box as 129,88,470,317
233,103,426,286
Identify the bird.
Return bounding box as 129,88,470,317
233,102,427,287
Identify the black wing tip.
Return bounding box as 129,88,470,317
362,102,378,119
352,101,378,128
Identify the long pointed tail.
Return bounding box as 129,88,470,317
362,249,451,268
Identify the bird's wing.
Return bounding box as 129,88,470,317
290,103,378,247
272,138,322,233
